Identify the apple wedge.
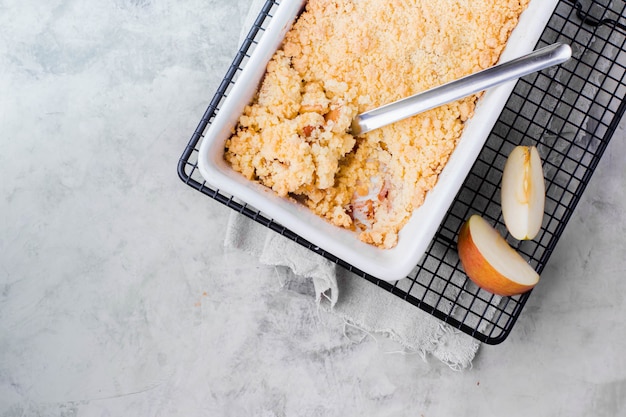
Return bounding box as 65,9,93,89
501,145,546,240
458,214,539,296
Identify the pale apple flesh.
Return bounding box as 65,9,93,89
500,145,545,240
458,215,539,296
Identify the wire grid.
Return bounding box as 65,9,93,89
178,0,626,344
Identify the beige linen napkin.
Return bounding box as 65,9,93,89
224,0,481,369
224,212,479,369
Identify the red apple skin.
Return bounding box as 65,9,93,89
458,220,536,296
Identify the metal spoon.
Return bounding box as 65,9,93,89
351,43,572,136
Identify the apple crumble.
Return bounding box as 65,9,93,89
225,0,530,248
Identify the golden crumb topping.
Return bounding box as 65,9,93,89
225,0,530,248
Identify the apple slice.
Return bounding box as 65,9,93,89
458,214,539,296
501,145,545,240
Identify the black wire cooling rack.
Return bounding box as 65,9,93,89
178,0,626,344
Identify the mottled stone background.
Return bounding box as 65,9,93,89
1,0,625,416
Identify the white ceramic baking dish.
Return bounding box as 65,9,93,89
198,0,560,281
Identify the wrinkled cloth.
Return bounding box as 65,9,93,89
225,209,480,369
223,0,482,369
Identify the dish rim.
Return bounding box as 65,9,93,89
197,0,560,281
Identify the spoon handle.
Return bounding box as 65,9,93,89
351,43,572,135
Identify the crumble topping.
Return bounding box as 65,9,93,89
225,0,530,248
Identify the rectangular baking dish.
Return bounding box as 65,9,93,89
197,0,560,281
